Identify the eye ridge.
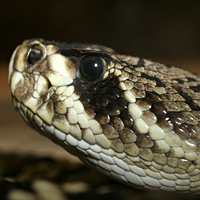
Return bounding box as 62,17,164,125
27,48,42,65
79,55,107,82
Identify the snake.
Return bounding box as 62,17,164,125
8,38,200,194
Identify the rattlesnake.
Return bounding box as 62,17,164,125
8,38,200,193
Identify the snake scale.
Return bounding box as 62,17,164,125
8,39,200,194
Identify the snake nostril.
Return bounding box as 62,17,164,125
27,48,42,65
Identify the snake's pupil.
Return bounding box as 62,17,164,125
79,56,106,82
27,48,42,65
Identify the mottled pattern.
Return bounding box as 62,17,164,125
8,39,200,193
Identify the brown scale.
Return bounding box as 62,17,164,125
110,116,124,131
109,138,124,153
156,115,174,132
151,142,169,154
119,111,133,127
135,99,151,110
130,87,146,98
189,125,200,139
163,102,180,112
124,143,139,156
136,135,154,148
153,153,167,165
119,128,136,143
144,83,155,92
167,157,179,168
102,124,118,139
150,102,167,116
182,112,198,125
95,111,110,125
138,148,153,161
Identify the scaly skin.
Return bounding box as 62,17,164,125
8,39,200,193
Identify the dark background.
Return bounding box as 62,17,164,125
0,0,200,63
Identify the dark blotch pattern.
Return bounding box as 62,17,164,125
75,55,200,159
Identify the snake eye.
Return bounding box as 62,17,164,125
27,48,42,65
79,56,107,82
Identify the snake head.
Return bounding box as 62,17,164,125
9,39,200,193
8,39,123,154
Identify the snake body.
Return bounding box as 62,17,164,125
8,39,200,193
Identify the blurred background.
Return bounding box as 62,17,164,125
0,0,200,159
1,0,200,61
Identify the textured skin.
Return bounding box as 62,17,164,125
8,39,200,193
